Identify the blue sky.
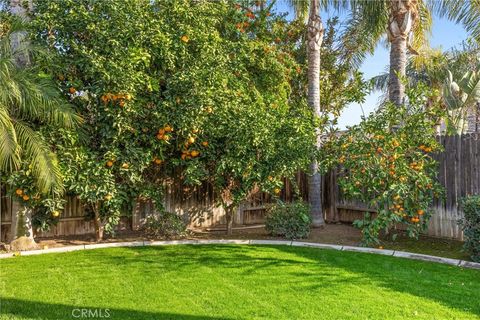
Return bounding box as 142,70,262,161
272,1,469,129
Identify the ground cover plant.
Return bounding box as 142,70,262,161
1,245,479,320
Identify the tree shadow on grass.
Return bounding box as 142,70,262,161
0,297,235,320
272,245,480,317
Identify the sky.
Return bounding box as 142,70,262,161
272,1,470,129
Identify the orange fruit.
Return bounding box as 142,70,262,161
22,195,29,201
188,137,195,144
121,163,129,169
158,128,166,135
274,188,281,194
181,35,189,43
201,141,208,147
192,128,199,134
190,150,199,157
154,158,162,165
69,87,76,94
156,133,164,140
15,189,23,196
417,209,424,215
125,93,132,100
52,210,60,217
104,194,112,201
268,176,274,181
164,125,173,132
106,160,114,167
162,135,170,141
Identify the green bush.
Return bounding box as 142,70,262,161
142,211,186,239
459,196,480,262
265,202,311,240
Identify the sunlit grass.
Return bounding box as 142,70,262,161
1,245,479,319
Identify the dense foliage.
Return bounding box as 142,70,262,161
265,201,311,239
30,0,317,236
459,195,480,262
324,84,445,244
142,211,186,239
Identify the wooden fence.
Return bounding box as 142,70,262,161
1,134,478,242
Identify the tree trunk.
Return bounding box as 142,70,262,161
307,0,325,227
93,203,104,242
387,0,417,106
225,206,234,236
9,0,37,250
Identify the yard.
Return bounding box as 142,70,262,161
1,245,479,320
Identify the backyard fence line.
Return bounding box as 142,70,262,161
0,134,478,242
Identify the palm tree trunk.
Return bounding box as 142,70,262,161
387,0,417,106
307,0,325,227
9,0,37,249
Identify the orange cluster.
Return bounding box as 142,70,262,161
409,161,424,171
14,188,31,201
245,11,255,19
100,92,132,107
419,145,433,153
156,125,173,141
235,21,250,33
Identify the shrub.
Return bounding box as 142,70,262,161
265,202,311,240
142,211,186,239
459,195,480,262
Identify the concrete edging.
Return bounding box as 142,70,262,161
0,239,479,270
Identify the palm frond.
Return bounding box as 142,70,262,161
429,0,480,42
13,120,63,194
0,104,20,171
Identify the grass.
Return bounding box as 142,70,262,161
1,245,479,320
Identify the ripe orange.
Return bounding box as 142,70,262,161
274,188,281,194
156,133,164,140
158,128,166,135
164,125,173,132
162,135,170,141
190,150,199,157
69,87,76,94
417,209,424,215
181,35,189,43
192,128,199,134
188,137,195,144
106,160,114,167
121,163,129,169
15,189,23,196
52,210,60,217
22,195,29,201
104,194,112,201
201,141,208,147
154,158,162,165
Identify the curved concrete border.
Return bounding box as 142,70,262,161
0,239,479,270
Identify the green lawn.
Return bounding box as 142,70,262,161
1,245,479,320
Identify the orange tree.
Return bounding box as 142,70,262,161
324,84,445,244
31,0,317,236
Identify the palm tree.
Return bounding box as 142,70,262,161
286,0,326,227
1,16,80,245
343,0,480,106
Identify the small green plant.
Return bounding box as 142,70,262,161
142,211,186,239
459,195,480,262
265,202,311,240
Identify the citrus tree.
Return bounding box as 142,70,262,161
31,0,319,236
325,84,445,244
